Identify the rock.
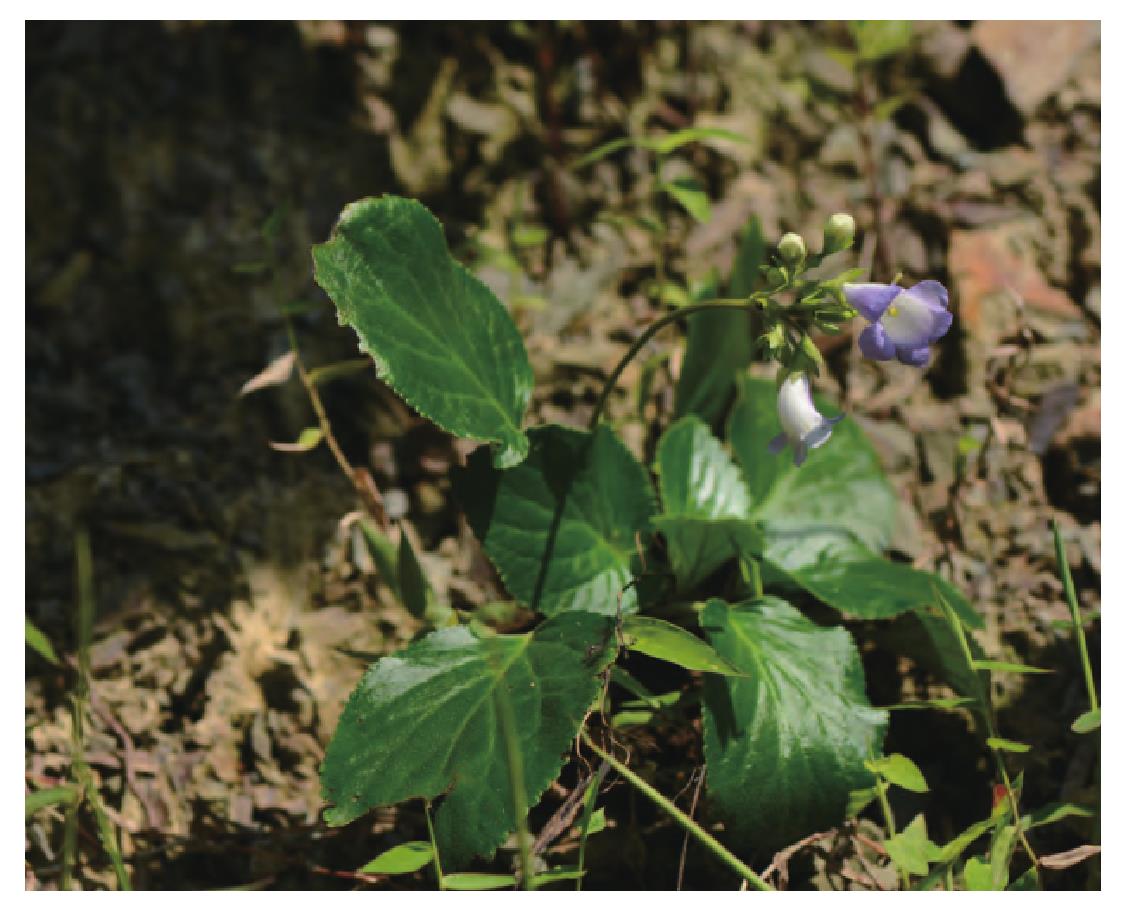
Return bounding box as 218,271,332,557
972,21,1099,114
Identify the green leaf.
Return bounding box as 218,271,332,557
443,873,516,890
885,814,941,876
673,224,761,429
571,136,635,169
312,196,533,468
1007,867,1039,890
884,697,975,712
1072,708,1101,733
269,426,323,453
307,358,371,386
728,376,896,553
963,855,994,891
865,753,929,793
699,597,887,852
25,784,77,817
359,518,400,599
511,224,550,248
653,515,762,591
621,615,743,676
652,414,761,589
395,530,454,626
530,866,585,888
25,617,59,665
656,415,751,519
321,611,616,866
1020,801,1093,831
989,823,1018,889
971,659,1051,675
986,737,1031,754
660,178,711,223
455,425,656,616
358,841,434,875
768,539,983,626
849,20,914,62
649,126,751,155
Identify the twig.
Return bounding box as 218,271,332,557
676,766,706,890
580,728,772,890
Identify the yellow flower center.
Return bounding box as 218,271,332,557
887,304,900,318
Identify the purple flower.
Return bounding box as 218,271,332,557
768,372,845,467
845,280,953,367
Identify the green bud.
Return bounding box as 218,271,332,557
822,212,855,254
797,333,825,373
777,232,807,265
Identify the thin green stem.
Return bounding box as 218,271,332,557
575,761,608,891
587,299,756,431
937,593,1040,884
580,729,772,891
1052,521,1099,713
653,153,667,302
424,801,444,890
875,779,909,889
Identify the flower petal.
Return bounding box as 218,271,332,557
858,322,895,360
880,292,937,347
905,280,949,311
896,345,931,367
929,307,953,341
803,413,845,451
844,282,901,321
792,444,808,467
767,432,789,455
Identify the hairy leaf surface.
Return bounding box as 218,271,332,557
313,196,533,468
321,612,615,866
699,597,886,852
456,425,655,616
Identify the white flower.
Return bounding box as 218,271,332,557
767,372,844,467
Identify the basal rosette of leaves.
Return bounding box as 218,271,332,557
312,195,989,881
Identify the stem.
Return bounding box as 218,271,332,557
580,729,772,891
1052,521,1099,713
283,317,357,486
587,299,756,431
937,594,1041,883
424,801,444,890
875,779,909,889
653,153,667,302
575,760,609,891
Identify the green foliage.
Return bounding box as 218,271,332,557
321,612,616,866
660,177,711,223
359,842,434,875
313,195,534,468
699,597,886,852
674,218,762,428
443,872,516,890
621,615,742,676
885,814,941,876
728,376,895,553
865,753,929,793
26,784,77,818
25,617,59,665
656,415,750,519
456,424,656,617
849,20,914,62
652,515,763,591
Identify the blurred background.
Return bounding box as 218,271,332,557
26,21,1099,890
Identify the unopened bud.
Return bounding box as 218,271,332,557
777,232,807,265
822,212,855,253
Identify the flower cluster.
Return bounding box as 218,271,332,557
762,213,954,465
